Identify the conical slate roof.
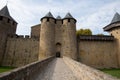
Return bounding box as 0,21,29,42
0,6,10,17
0,5,16,22
41,12,55,21
103,12,120,31
64,12,73,19
111,12,120,23
44,12,54,18
56,16,61,19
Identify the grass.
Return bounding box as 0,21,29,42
0,66,120,78
0,66,15,73
100,69,120,78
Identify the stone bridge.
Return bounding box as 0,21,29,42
0,56,119,80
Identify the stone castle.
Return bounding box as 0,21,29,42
0,5,120,69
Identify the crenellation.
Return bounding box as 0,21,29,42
8,36,39,41
0,17,15,26
25,35,30,38
17,35,24,38
78,35,114,41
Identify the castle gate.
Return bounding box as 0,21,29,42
56,43,61,57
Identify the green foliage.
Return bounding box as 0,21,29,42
97,34,104,36
100,69,120,78
76,29,92,36
0,66,15,73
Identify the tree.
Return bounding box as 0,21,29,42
76,29,92,36
96,34,104,36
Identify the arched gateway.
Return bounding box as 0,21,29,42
56,43,61,58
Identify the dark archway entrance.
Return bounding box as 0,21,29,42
56,43,61,58
56,52,61,58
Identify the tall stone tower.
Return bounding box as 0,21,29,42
0,6,17,65
39,12,55,60
103,12,120,67
62,13,77,60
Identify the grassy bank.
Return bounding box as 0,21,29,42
100,69,120,78
0,66,15,73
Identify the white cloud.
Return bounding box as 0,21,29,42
47,0,53,3
0,0,120,35
76,1,120,35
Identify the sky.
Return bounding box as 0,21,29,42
0,0,120,35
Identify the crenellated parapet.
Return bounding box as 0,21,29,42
7,34,39,41
0,16,17,26
78,35,114,41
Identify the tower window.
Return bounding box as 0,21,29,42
62,20,63,24
7,19,10,23
13,22,15,25
47,18,49,22
68,19,70,22
0,16,3,20
55,20,56,24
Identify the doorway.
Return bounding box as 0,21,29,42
56,52,61,58
56,43,61,58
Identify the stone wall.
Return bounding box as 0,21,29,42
78,40,119,68
31,24,40,38
0,56,55,80
63,57,119,80
0,34,7,65
2,37,39,67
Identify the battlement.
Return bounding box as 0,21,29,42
7,34,39,40
78,35,114,41
0,16,17,26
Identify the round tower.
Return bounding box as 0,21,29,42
0,6,17,65
39,12,56,60
0,6,17,35
103,12,120,37
103,12,120,67
62,13,77,60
